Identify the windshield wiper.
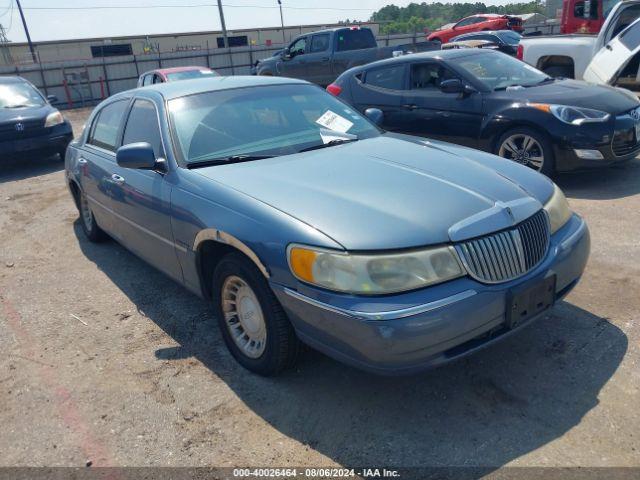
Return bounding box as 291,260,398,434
4,104,32,108
187,154,275,169
298,138,358,153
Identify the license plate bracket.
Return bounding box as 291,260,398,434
506,275,556,329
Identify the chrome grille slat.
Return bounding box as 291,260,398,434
456,210,550,284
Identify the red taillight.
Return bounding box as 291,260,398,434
326,83,342,96
516,44,524,60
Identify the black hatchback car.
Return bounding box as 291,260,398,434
0,76,73,160
329,49,640,175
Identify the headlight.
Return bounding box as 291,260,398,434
44,110,64,128
288,244,464,294
544,183,572,234
530,103,610,125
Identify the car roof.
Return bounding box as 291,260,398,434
468,13,502,18
154,66,212,75
300,26,369,35
125,75,309,100
350,48,490,71
0,76,26,84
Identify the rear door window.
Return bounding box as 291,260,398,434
87,100,129,152
365,65,406,90
310,34,330,53
122,99,164,157
336,29,377,51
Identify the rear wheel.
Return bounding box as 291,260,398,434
78,190,107,242
496,127,555,176
212,252,300,376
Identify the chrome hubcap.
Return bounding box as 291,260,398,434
221,276,266,359
80,193,93,231
498,134,544,171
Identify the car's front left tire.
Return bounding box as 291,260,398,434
496,126,555,176
212,252,300,376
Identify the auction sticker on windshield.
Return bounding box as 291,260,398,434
316,110,353,133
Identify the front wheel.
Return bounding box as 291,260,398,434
496,127,555,176
212,252,300,376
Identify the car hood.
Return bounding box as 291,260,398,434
0,104,50,124
194,135,553,250
493,79,638,114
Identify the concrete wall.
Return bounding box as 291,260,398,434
1,23,381,66
0,31,419,110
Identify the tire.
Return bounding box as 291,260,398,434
543,65,573,79
495,127,556,176
212,252,300,376
78,190,108,242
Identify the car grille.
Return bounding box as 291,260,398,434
455,210,550,283
0,119,46,142
612,106,640,157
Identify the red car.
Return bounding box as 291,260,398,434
427,14,524,44
137,66,219,87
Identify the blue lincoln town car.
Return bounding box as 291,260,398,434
65,76,590,376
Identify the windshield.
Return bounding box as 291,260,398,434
496,31,521,45
169,84,381,164
0,81,46,108
165,69,217,81
455,52,549,90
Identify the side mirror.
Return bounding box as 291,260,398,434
440,78,477,95
47,94,58,103
282,48,292,60
116,142,157,170
364,108,384,127
440,78,464,94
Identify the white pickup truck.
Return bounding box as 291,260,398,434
519,0,640,87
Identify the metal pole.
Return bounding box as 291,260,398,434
278,0,286,45
217,0,229,48
15,0,36,62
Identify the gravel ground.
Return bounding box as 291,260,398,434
0,108,638,470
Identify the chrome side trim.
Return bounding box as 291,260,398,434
283,288,477,321
559,217,587,251
193,229,270,278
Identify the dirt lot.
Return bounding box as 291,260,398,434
0,107,639,471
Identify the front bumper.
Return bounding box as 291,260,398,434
554,112,640,171
0,122,73,158
272,214,589,375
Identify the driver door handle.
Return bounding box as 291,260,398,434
111,174,125,185
403,104,418,110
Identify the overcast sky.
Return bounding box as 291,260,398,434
0,0,518,43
